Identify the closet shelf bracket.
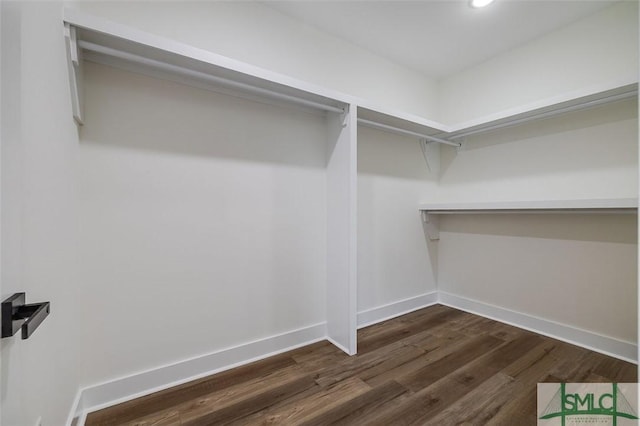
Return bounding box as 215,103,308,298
340,106,349,127
64,23,84,125
455,137,467,153
419,139,441,175
421,211,440,241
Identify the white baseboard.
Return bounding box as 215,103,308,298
66,389,85,426
68,322,326,425
357,291,439,329
326,336,354,356
438,291,638,364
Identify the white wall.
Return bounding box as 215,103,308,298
357,126,438,313
78,62,328,386
66,1,439,119
436,99,638,345
438,214,637,343
438,1,639,126
437,99,638,202
1,2,82,425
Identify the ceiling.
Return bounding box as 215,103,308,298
265,0,618,79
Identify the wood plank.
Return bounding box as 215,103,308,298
369,334,546,424
135,363,310,426
484,341,564,425
501,339,560,379
356,304,451,341
86,353,297,425
217,380,327,425
356,307,466,354
315,341,425,387
288,340,346,368
559,351,614,382
592,355,638,382
484,386,537,426
475,333,545,371
299,380,409,426
361,332,472,387
121,410,181,426
422,372,516,425
329,389,416,426
369,364,502,424
180,374,317,425
231,376,371,425
396,334,505,392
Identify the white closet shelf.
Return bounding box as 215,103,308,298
418,198,637,240
63,8,352,124
64,8,638,144
443,83,638,140
357,107,458,147
419,198,638,215
355,83,637,146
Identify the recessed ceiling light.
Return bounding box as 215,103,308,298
470,0,495,8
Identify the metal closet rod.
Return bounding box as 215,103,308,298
357,118,461,147
77,40,346,114
447,89,638,139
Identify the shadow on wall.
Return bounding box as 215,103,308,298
79,62,328,168
421,219,439,282
357,125,437,181
439,98,638,183
356,125,439,307
439,214,638,244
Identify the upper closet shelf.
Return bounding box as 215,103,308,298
443,83,638,140
63,8,352,124
419,198,638,215
63,9,637,145
357,106,457,147
354,82,637,147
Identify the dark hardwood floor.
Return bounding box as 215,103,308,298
86,305,637,425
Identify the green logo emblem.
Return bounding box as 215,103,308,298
539,383,638,426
